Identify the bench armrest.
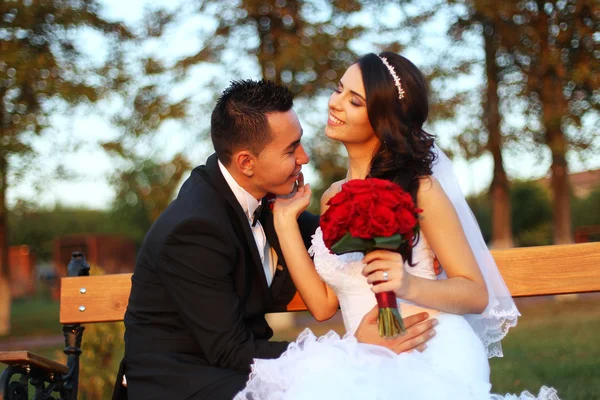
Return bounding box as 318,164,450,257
0,351,68,376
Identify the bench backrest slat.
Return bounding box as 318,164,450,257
491,242,600,297
60,242,600,324
61,274,131,324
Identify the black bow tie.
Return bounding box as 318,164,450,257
252,202,265,227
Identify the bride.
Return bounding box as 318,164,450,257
235,52,559,400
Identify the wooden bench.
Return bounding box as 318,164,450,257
2,243,600,399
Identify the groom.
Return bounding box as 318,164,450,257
113,79,438,399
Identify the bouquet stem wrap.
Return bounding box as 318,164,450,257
375,290,405,338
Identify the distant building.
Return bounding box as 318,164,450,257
569,169,600,197
537,169,600,198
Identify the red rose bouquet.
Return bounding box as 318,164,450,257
320,178,422,338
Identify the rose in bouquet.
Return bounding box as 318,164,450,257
320,178,422,338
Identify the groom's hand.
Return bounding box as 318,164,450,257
354,307,437,354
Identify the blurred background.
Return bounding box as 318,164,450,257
0,0,598,398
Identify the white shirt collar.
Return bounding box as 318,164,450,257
218,159,261,222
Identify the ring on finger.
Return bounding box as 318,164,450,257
383,271,389,282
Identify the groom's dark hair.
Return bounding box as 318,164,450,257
211,79,294,165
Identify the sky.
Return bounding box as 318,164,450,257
7,0,599,210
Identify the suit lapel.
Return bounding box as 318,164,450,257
200,154,270,302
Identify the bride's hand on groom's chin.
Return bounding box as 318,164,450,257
273,183,312,223
355,307,437,354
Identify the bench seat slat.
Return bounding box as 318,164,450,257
0,351,68,375
59,242,600,324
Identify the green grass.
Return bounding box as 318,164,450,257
490,296,600,399
8,296,61,338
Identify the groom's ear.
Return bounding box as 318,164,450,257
234,150,256,178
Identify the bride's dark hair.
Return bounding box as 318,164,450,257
356,52,436,202
357,52,436,262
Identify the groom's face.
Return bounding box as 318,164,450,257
251,109,308,197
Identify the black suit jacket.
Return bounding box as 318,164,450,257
114,154,319,399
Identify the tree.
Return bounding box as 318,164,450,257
450,0,516,248
231,0,363,95
107,151,191,244
0,0,132,334
494,0,599,244
416,0,599,246
483,13,514,249
387,1,515,248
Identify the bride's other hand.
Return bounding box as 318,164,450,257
362,250,412,298
272,173,311,223
355,307,437,353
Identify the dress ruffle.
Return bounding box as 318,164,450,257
235,329,560,400
492,387,560,400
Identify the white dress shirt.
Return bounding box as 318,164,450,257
218,160,276,286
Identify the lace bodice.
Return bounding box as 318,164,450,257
309,227,438,335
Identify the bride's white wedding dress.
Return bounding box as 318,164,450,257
235,228,559,400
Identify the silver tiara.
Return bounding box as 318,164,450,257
377,56,405,100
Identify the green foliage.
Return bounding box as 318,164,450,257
445,179,600,247
108,0,373,149
572,184,600,229
108,153,192,243
467,193,492,243
443,0,599,155
0,0,132,177
182,0,364,95
74,320,124,400
467,180,555,247
510,181,553,246
8,205,121,261
496,1,599,146
572,184,600,242
0,1,131,143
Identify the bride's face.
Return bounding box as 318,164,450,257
325,63,378,146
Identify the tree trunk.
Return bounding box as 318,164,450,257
535,6,573,245
483,17,513,249
547,127,572,244
0,153,10,335
489,155,513,248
